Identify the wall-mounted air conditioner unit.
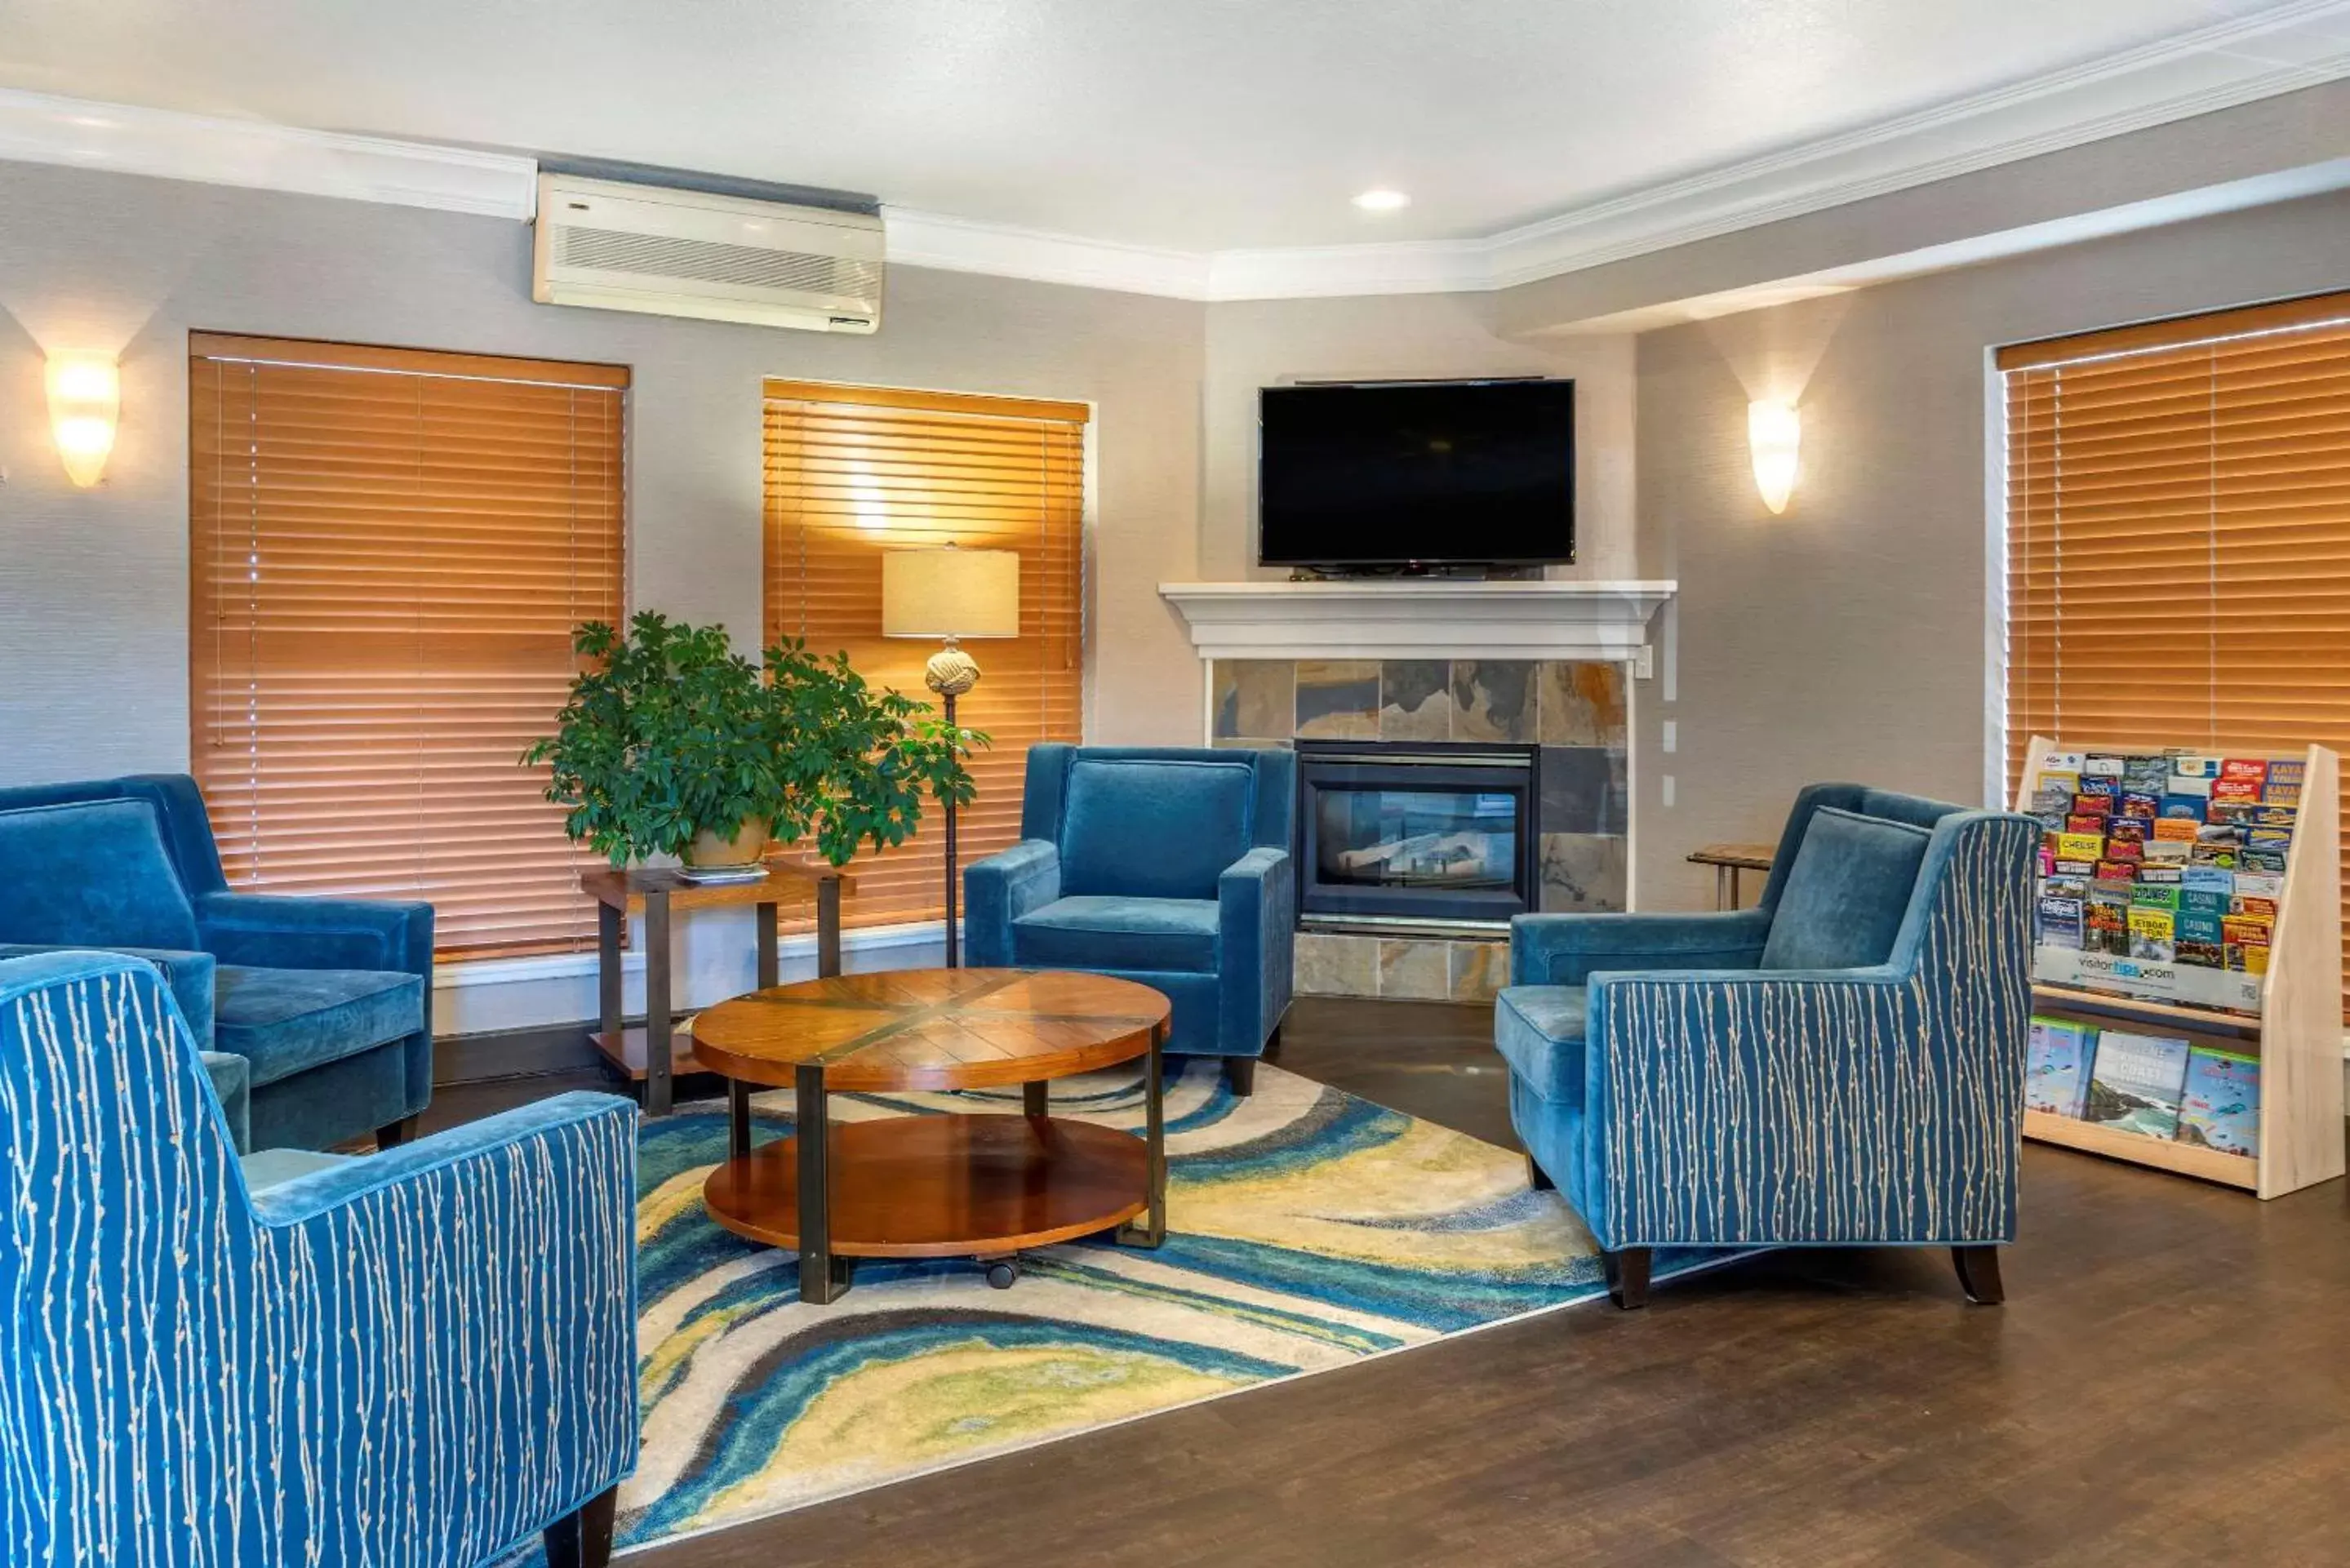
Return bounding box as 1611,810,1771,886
531,173,883,334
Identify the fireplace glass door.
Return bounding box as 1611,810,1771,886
1295,744,1539,924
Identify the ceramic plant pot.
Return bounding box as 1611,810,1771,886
682,816,772,872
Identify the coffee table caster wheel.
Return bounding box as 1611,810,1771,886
985,1259,1019,1290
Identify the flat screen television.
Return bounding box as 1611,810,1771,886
1258,379,1575,568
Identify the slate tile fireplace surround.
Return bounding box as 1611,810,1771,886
1211,655,1629,1002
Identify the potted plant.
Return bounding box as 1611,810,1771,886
523,611,982,876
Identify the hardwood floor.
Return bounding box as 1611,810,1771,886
441,997,2350,1567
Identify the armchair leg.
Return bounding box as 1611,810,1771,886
1602,1247,1650,1310
1263,1023,1283,1061
1952,1246,2006,1305
1224,1056,1256,1097
1526,1153,1555,1192
375,1116,417,1151
543,1484,618,1568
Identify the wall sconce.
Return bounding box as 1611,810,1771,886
1748,399,1800,515
47,353,120,488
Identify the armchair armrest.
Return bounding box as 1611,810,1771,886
246,1091,641,1548
0,942,216,1048
195,890,433,977
1509,908,1770,987
964,838,1061,967
1218,846,1294,1051
248,1089,635,1224
1582,964,2020,1248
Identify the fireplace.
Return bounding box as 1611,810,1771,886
1295,740,1539,927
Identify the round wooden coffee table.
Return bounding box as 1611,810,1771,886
690,968,1171,1304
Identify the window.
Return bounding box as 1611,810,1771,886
762,380,1087,927
1999,290,2350,1007
190,334,627,957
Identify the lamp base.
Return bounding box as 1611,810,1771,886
925,644,981,698
943,689,961,967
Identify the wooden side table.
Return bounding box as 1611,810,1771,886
1686,842,1775,910
580,856,856,1117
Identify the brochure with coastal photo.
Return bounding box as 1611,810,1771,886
2082,1030,2192,1139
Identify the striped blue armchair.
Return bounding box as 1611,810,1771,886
1497,785,2038,1308
0,951,640,1567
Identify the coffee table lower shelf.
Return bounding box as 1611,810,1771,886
704,1113,1152,1264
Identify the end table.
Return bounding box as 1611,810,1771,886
579,856,856,1116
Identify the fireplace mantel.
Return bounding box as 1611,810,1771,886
1157,579,1677,662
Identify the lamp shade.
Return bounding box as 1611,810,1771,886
882,547,1020,639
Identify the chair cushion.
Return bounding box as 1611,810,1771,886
1760,805,1932,971
238,1147,357,1193
1011,896,1220,973
1495,984,1588,1106
0,799,201,950
215,965,425,1088
1061,757,1253,900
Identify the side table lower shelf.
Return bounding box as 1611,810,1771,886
589,1024,714,1082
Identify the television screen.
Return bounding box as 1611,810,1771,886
1258,380,1575,567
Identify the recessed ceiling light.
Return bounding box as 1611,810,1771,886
1353,189,1410,211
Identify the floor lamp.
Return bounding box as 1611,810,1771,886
882,544,1020,967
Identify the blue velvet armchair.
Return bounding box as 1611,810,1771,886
1497,784,2039,1308
965,745,1295,1094
0,774,433,1153
0,950,638,1567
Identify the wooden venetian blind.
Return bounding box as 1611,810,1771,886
763,380,1087,928
190,333,627,957
2000,290,2350,1010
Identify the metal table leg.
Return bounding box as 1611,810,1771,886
1117,1026,1168,1249
644,889,673,1117
1024,1081,1049,1117
795,1063,850,1304
597,903,623,1045
755,899,779,990
729,1079,753,1159
1714,864,1731,911
816,877,842,979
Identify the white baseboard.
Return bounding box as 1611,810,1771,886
433,913,948,1036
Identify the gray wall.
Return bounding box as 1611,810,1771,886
1200,293,1639,581
1634,184,2350,909
0,158,1208,784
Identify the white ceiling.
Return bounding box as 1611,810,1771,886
0,1,2346,298
2,0,2343,247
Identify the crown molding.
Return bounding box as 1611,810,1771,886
877,206,1212,299
3,2,2347,304
1474,0,2350,291
0,86,537,218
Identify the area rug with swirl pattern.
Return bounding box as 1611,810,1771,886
591,1059,1726,1555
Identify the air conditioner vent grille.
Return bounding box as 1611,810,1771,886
555,225,881,297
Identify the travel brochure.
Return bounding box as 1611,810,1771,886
2026,1015,2259,1160
2025,746,2299,1012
